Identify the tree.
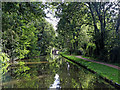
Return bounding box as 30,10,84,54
2,2,55,62
54,2,90,54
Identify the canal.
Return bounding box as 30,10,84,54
2,55,114,89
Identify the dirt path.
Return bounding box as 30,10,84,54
76,56,120,70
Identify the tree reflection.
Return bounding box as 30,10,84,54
2,55,114,88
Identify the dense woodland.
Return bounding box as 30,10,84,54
54,2,120,63
2,2,55,61
1,2,120,73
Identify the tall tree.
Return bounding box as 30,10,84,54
2,2,55,62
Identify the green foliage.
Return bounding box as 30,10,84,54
85,43,96,57
110,46,120,63
15,61,30,79
55,2,120,63
2,2,56,61
55,2,91,54
0,49,10,74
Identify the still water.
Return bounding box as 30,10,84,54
2,55,114,89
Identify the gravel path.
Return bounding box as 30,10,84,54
76,56,120,70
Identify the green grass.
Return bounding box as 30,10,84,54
60,53,120,85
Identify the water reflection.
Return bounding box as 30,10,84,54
67,62,70,76
2,55,114,89
49,74,61,89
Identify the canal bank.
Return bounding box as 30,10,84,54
60,53,120,89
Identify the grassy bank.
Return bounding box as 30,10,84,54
60,53,120,86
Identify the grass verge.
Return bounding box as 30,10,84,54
60,53,120,86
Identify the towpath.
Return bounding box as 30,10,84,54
76,56,120,70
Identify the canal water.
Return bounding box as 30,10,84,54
2,55,114,89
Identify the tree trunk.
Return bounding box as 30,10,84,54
116,9,120,34
88,2,100,56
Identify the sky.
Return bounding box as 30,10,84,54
44,8,59,31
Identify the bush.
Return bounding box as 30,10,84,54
85,43,96,57
98,49,108,62
0,49,10,74
110,46,120,63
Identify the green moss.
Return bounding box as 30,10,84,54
61,53,120,85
